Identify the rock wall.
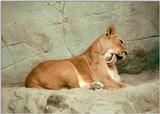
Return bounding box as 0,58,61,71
2,2,159,86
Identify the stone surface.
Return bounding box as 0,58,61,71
117,37,159,74
2,56,42,86
2,2,159,86
2,81,159,113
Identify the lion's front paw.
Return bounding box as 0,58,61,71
90,81,104,90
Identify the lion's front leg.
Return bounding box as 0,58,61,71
101,76,128,89
115,81,128,88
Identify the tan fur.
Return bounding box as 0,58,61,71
25,25,128,90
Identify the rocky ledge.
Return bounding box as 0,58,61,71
2,81,159,114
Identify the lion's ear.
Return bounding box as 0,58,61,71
106,24,116,36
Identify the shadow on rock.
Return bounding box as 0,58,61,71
45,94,78,114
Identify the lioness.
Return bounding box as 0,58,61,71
25,25,128,90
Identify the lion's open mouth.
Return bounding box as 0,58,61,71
106,53,124,65
115,54,124,60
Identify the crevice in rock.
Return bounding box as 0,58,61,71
142,14,159,32
85,11,108,17
147,19,159,32
23,27,48,53
1,40,58,55
2,52,42,70
61,2,74,57
1,41,26,48
47,2,63,13
125,35,159,42
2,40,72,70
2,35,17,73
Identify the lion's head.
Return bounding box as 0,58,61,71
92,25,128,65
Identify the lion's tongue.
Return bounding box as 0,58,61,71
107,54,117,64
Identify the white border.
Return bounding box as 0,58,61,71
1,0,160,1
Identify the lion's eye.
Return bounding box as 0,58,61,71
120,40,123,44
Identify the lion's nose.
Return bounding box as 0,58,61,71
125,50,128,55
